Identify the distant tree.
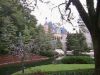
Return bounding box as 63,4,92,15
67,32,89,55
31,25,53,55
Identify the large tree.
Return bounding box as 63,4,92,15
64,0,100,74
37,0,99,74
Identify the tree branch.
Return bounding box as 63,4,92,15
71,0,93,33
51,2,72,24
65,0,72,20
53,1,73,27
65,0,71,10
51,3,65,12
58,3,66,19
67,8,71,20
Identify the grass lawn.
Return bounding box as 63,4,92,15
0,59,52,75
12,64,94,75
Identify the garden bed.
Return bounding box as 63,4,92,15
0,54,48,67
0,54,50,75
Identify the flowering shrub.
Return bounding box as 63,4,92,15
0,54,48,66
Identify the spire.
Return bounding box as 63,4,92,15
45,17,47,20
44,17,48,25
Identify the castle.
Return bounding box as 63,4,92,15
43,18,67,53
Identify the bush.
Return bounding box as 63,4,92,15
0,50,9,55
31,69,94,75
61,56,94,64
46,69,94,75
39,51,54,57
32,71,47,75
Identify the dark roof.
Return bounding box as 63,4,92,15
60,27,67,34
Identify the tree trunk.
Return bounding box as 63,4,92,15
67,0,100,74
91,32,100,75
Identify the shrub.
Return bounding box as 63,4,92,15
39,51,54,57
0,50,9,55
61,56,94,64
32,71,47,75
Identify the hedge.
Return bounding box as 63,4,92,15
61,56,94,64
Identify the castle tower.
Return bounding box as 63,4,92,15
44,17,49,33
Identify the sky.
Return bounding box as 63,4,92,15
28,0,96,33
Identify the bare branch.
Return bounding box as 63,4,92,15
39,0,43,3
39,0,50,4
34,0,37,6
58,3,66,19
57,1,73,26
65,0,71,10
67,19,74,26
58,2,72,21
51,3,66,12
66,8,71,20
51,1,73,26
51,6,58,12
51,2,66,21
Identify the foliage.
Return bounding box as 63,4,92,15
0,0,17,54
32,71,46,75
39,50,54,57
56,39,62,49
61,56,94,64
0,0,54,56
0,0,37,54
31,25,53,55
67,32,89,55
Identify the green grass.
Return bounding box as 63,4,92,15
12,64,94,75
0,59,52,75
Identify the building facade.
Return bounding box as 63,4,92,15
43,19,67,53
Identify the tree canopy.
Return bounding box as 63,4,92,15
0,0,37,54
67,32,89,55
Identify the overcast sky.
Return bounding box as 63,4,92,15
29,0,96,33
